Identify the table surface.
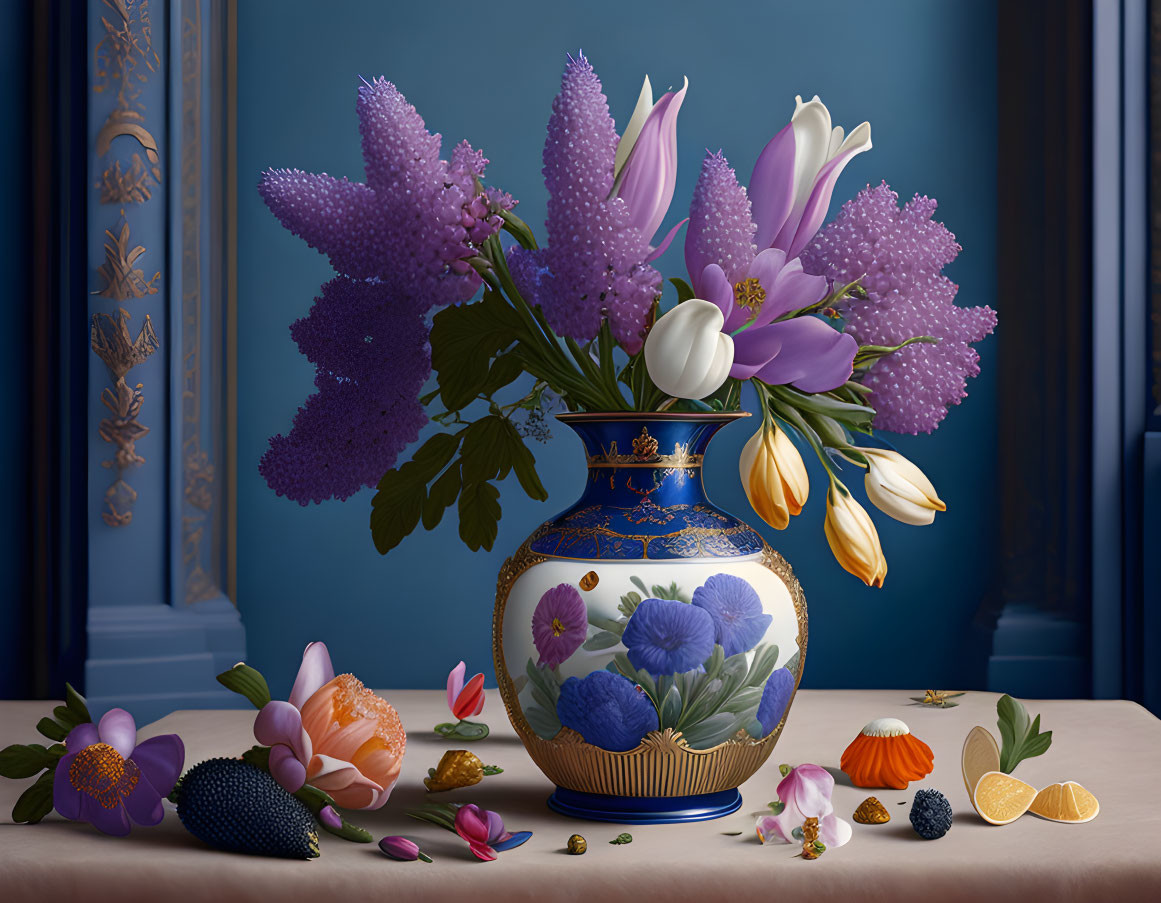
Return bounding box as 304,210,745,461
2,690,1160,902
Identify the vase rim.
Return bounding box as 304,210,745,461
556,411,751,423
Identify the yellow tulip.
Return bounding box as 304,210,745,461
824,483,888,587
738,424,809,530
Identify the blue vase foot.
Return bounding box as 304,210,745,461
546,786,743,824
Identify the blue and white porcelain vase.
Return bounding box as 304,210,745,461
492,412,807,824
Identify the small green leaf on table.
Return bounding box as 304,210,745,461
12,770,55,824
997,694,1053,774
433,719,490,741
609,832,633,845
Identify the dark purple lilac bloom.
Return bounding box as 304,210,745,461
258,78,513,502
683,152,857,392
531,583,588,667
556,670,659,751
691,574,771,657
621,597,715,675
52,709,184,836
800,182,997,434
508,53,663,354
756,667,795,736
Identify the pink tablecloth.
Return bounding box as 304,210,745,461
2,690,1159,902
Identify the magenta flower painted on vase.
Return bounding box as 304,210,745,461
531,583,588,667
52,709,184,836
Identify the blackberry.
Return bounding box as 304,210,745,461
177,758,320,859
909,788,953,840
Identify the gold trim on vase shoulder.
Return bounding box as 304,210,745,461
492,539,807,797
585,426,705,469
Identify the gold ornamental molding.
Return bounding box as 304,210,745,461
492,539,808,797
91,0,162,527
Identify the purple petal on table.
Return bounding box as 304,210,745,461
97,709,137,758
749,121,797,251
52,752,83,820
783,126,870,260
81,794,131,836
752,317,857,393
122,780,164,827
446,661,466,712
491,830,532,852
379,835,421,861
269,744,308,794
696,264,734,323
644,217,688,264
289,642,335,709
752,257,828,329
729,325,783,380
319,805,343,830
254,701,310,763
484,809,506,844
65,722,99,752
129,734,184,798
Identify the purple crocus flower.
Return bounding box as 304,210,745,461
258,78,513,503
679,152,857,393
531,584,588,667
508,53,672,354
454,803,531,861
621,597,715,675
691,573,771,657
52,709,184,836
800,182,997,433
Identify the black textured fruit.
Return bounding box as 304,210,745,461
909,788,953,840
177,758,320,859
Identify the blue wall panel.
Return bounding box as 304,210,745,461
0,2,30,697
235,0,998,697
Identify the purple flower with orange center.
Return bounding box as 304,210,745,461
52,709,184,836
531,584,588,667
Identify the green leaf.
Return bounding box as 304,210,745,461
659,685,683,729
482,765,504,776
370,461,428,555
479,352,525,398
215,663,272,709
629,576,648,595
767,800,785,815
433,719,490,741
64,683,91,724
650,582,689,603
241,745,271,771
430,291,522,411
410,432,462,481
996,694,1053,773
588,614,625,634
680,712,743,748
35,718,67,742
12,770,54,824
422,461,462,531
617,591,642,619
853,336,939,369
784,650,802,678
0,744,52,779
702,644,725,682
458,480,501,551
52,705,81,730
582,631,621,652
294,784,374,843
609,832,633,845
744,644,780,688
460,415,515,484
719,686,763,715
508,429,549,502
669,277,695,303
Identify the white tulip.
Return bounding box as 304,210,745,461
643,299,734,399
859,448,946,526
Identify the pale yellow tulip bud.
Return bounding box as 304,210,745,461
858,448,946,526
824,483,888,587
738,424,809,530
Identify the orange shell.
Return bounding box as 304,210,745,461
840,717,934,789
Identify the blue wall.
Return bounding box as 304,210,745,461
235,0,998,698
0,2,30,697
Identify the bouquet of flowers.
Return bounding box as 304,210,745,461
258,52,995,585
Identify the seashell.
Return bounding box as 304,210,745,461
579,570,599,591
567,833,587,854
853,796,891,824
423,749,484,792
840,717,934,790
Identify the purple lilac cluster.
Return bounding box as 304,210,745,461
685,151,757,286
508,54,660,354
258,78,512,502
801,182,997,434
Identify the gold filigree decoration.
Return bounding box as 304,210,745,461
91,307,158,379
586,438,703,469
492,539,808,797
95,0,159,114
99,154,158,204
95,220,160,300
631,426,659,458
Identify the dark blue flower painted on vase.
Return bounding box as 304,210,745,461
621,597,715,675
756,667,795,736
691,573,772,657
556,670,659,752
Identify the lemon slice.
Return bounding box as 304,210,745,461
961,725,1001,797
1030,781,1100,823
972,770,1037,825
